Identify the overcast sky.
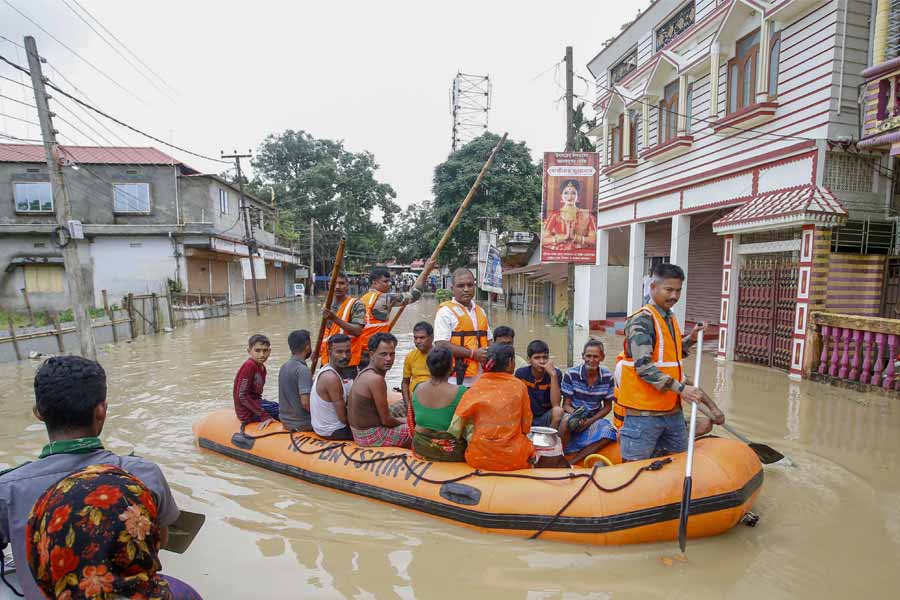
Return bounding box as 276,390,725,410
1,0,647,211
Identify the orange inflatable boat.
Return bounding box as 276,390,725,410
194,409,762,546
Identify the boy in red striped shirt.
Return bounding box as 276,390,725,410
233,334,279,430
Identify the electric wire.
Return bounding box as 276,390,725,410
66,0,178,95
2,0,145,103
58,0,175,100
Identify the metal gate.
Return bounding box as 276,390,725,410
734,255,798,371
880,257,900,318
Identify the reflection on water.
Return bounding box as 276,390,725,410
1,297,898,599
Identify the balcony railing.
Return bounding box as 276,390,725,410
807,311,900,393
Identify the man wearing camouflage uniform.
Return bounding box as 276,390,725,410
616,263,724,462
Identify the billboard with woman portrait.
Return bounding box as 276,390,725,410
540,152,599,264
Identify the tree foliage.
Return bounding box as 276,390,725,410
573,102,597,152
427,132,542,267
249,130,398,272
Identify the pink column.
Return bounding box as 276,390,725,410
861,331,873,383
885,334,897,390
871,333,886,386
838,328,851,380
829,327,842,377
818,325,831,375
848,330,862,382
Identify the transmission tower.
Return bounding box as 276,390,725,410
450,72,492,151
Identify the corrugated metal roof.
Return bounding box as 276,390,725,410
0,143,183,166
713,185,848,232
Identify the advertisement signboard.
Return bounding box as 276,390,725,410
540,152,599,264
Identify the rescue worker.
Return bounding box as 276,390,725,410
320,272,365,379
616,263,725,462
356,261,433,366
434,268,492,386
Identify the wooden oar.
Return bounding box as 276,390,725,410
677,330,703,553
309,237,346,372
696,402,792,465
163,509,206,554
387,132,509,332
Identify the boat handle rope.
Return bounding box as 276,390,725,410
238,425,673,539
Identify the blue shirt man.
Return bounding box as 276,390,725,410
560,339,618,462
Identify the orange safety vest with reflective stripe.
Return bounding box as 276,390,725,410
320,296,364,366
438,300,489,381
357,290,391,363
615,303,684,413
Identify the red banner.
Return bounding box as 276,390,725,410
540,152,599,264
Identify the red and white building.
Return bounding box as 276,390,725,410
578,0,892,378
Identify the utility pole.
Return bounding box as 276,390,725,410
309,218,315,297
222,150,260,316
565,45,576,366
25,36,97,360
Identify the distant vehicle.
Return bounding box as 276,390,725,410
293,282,306,297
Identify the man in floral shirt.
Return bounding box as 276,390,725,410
0,356,178,599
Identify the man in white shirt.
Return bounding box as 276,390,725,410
434,268,493,386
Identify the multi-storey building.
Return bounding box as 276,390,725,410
578,0,895,378
0,144,303,311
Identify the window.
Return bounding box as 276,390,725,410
14,182,53,212
219,188,229,215
629,111,639,156
610,49,638,85
655,1,695,50
768,26,781,98
24,265,64,293
113,183,150,213
727,29,760,114
658,80,679,144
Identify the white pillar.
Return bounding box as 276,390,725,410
757,17,770,101
593,228,610,321
709,42,720,117
677,74,689,135
627,222,645,314
641,100,650,149
601,120,610,166
670,214,691,326
622,110,632,158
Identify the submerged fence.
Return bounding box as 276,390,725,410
0,290,174,363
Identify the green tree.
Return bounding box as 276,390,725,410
382,200,439,264
573,102,597,152
431,132,542,267
250,130,398,274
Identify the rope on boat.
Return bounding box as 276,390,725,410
237,425,673,539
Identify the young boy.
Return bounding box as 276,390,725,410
233,334,278,430
514,340,563,430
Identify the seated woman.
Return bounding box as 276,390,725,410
27,463,202,600
448,344,534,471
410,346,467,461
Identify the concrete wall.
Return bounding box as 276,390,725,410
826,253,885,316
178,176,275,246
0,162,180,226
0,235,93,310
91,236,178,304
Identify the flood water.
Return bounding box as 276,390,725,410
1,297,898,599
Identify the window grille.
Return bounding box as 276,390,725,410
823,152,875,193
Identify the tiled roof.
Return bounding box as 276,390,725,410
0,143,183,166
713,185,848,233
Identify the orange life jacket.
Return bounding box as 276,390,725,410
357,290,391,363
438,300,489,381
615,303,684,413
320,295,365,367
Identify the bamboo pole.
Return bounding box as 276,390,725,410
20,287,35,327
388,133,508,332
7,318,22,360
102,289,118,343
126,293,137,340
166,286,176,329
51,311,65,353
309,238,346,372
151,293,160,333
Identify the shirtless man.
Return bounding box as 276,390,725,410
348,332,412,448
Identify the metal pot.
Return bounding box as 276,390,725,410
528,426,560,451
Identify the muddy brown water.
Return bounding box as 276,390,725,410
1,298,898,598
